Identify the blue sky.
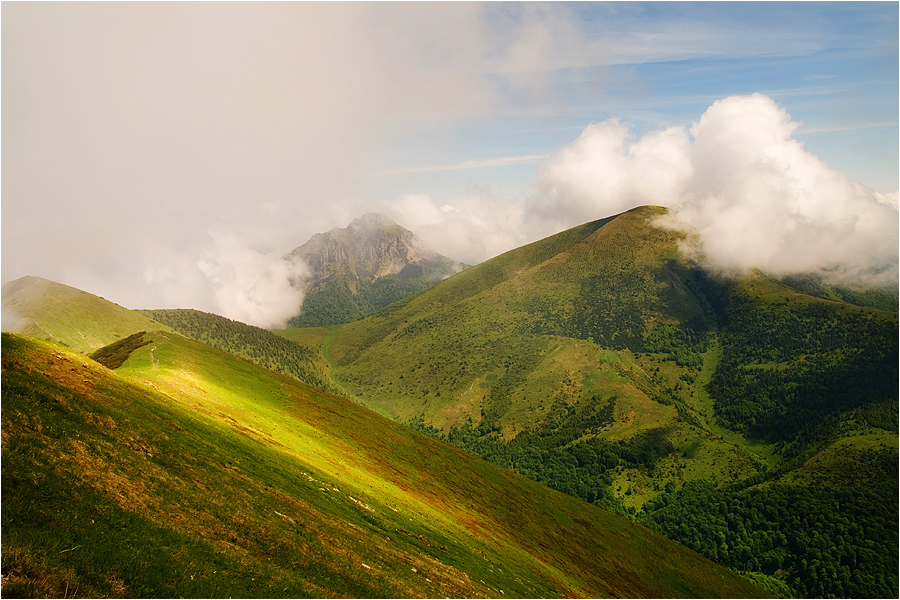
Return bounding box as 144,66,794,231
3,2,898,325
364,2,898,200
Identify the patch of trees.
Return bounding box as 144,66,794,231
640,466,899,599
527,260,725,360
139,310,336,393
708,292,898,450
643,321,708,368
781,274,900,312
409,396,679,517
288,269,447,328
289,276,366,327
89,332,150,370
567,269,651,351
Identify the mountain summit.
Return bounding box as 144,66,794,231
287,213,465,327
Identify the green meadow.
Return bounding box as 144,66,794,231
2,331,766,598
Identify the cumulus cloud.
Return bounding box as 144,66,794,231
531,93,899,286
535,120,692,223
382,96,897,289
195,229,309,330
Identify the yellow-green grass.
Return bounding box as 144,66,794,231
1,276,174,353
2,332,768,598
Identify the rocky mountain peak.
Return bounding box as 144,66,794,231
288,213,454,282
285,213,466,328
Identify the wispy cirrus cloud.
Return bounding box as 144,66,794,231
374,154,547,177
798,122,899,134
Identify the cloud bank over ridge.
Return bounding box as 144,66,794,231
3,4,895,327
403,94,898,287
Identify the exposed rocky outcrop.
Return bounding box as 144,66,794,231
286,213,466,327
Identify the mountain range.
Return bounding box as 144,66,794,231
1,278,764,599
278,205,898,598
2,205,897,598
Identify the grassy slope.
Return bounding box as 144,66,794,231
2,332,766,599
279,206,765,493
136,308,338,393
1,276,173,354
278,205,897,520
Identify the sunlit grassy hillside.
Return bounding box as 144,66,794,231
1,276,173,353
2,331,767,598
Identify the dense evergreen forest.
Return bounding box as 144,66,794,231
709,291,898,452
412,413,898,598
139,309,337,393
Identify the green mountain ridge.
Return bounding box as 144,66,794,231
278,205,899,598
1,276,175,353
1,329,765,598
3,204,897,598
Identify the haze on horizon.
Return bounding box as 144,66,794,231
3,2,898,328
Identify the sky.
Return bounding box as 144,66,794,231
3,2,898,328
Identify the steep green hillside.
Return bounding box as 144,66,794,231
1,276,174,353
137,308,338,394
278,205,898,597
1,332,766,599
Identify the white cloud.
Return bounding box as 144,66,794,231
383,194,445,230
2,2,895,326
385,94,897,289
196,229,309,329
386,190,546,266
535,93,898,286
535,119,692,223
0,3,525,319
